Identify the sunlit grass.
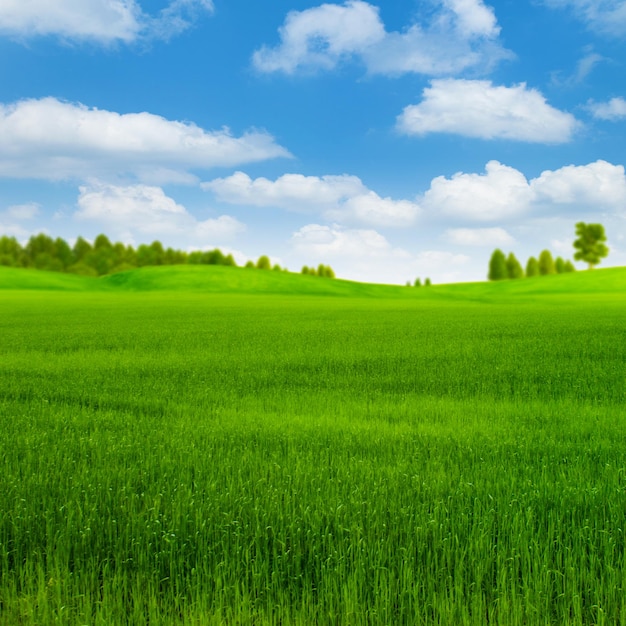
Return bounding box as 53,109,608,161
1,270,625,624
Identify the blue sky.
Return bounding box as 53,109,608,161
1,0,625,284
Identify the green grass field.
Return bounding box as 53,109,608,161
1,265,625,624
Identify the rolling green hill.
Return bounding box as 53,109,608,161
0,266,104,291
2,261,626,624
0,263,625,299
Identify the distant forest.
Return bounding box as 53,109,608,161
0,233,336,279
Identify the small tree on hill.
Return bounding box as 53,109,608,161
94,234,113,250
526,256,539,277
573,222,609,269
563,260,576,273
538,250,556,275
554,256,565,274
424,277,431,286
256,255,271,270
0,236,22,267
506,252,524,279
72,237,92,263
317,264,335,278
414,278,421,287
488,249,508,280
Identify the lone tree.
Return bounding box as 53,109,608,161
488,249,508,280
573,222,609,269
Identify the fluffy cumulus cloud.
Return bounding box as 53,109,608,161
424,161,534,221
0,0,213,44
76,182,245,242
398,80,579,143
253,1,385,73
0,98,290,184
542,0,626,36
531,160,626,208
292,223,396,256
423,159,626,221
203,172,365,209
290,223,418,283
588,97,626,120
289,223,474,284
253,0,510,76
203,171,420,227
443,227,515,246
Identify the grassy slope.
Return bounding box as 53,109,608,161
1,263,625,299
1,264,626,624
1,282,625,624
0,266,103,291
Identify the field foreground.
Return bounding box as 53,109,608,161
1,267,626,624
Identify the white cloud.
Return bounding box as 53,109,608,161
5,202,40,220
424,161,534,221
290,223,418,283
253,1,385,73
203,171,420,227
290,225,471,285
253,0,510,76
0,222,30,240
443,227,515,246
0,0,213,44
551,49,606,87
0,98,290,184
398,80,579,143
542,0,626,36
550,237,574,254
76,182,245,242
423,159,626,222
332,192,420,227
292,223,401,257
443,0,500,37
531,160,626,208
145,0,214,42
203,171,365,209
414,250,471,272
587,97,626,120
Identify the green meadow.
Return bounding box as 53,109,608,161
1,265,625,625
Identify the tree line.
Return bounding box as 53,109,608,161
488,249,576,281
488,223,609,281
0,233,336,279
